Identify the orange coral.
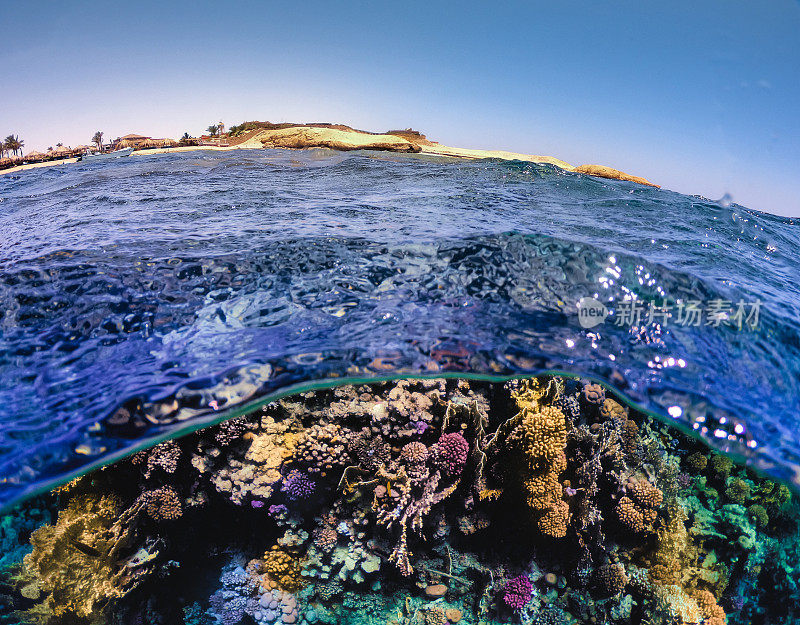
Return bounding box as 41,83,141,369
691,589,727,625
616,477,662,533
628,478,663,509
538,499,570,538
509,405,568,468
507,380,571,537
600,398,627,420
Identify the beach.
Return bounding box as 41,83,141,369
0,125,659,187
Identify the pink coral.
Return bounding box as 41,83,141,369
501,574,533,611
433,432,468,476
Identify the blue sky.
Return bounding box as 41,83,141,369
1,1,798,215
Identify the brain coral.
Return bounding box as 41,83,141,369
599,398,627,421
581,383,606,407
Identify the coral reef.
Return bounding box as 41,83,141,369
2,376,798,625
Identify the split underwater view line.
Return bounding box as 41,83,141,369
1,149,799,625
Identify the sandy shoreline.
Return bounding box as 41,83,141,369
0,128,658,187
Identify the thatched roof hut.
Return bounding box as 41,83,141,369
25,151,48,161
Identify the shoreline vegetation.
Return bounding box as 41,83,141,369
0,122,659,187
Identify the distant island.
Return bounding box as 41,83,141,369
0,122,658,187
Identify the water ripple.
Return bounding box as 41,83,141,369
0,148,798,509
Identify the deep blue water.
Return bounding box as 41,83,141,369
1,148,799,511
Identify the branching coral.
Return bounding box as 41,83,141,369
131,440,182,479
372,465,459,576
281,470,316,502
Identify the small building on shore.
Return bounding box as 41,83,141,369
113,134,151,149
112,134,177,150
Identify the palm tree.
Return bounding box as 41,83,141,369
206,124,218,137
4,135,23,157
92,131,103,152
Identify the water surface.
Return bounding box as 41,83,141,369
1,148,799,509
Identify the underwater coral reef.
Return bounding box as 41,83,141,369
1,377,798,625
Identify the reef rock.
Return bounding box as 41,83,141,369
574,164,659,187
258,127,421,153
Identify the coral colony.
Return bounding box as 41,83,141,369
1,377,799,624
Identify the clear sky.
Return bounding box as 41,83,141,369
1,1,798,216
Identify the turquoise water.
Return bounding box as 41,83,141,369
1,149,799,511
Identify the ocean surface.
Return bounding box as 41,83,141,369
1,148,799,511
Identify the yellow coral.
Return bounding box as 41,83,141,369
261,546,305,593
507,379,571,537
478,488,502,501
22,488,149,624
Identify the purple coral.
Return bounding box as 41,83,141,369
209,564,260,625
433,432,469,476
281,469,316,501
269,504,288,516
502,574,533,611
